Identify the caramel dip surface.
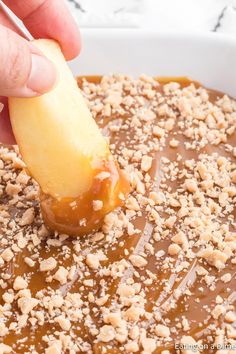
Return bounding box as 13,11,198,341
0,75,236,354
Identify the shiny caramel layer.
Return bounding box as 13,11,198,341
0,75,235,354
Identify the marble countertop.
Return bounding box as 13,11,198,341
67,0,236,35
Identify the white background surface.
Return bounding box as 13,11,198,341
67,0,236,34
67,1,236,96
71,30,236,96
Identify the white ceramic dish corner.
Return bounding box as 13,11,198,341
69,29,236,97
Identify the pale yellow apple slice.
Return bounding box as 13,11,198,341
9,39,129,236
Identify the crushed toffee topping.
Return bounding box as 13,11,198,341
0,75,235,354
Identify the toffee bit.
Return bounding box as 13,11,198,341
129,254,148,268
40,257,57,272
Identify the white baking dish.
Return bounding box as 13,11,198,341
69,29,236,97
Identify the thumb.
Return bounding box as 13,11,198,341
0,24,57,97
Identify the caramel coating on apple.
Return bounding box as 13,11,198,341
40,157,130,236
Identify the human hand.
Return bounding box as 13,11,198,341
0,0,81,143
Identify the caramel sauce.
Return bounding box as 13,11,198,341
0,76,235,353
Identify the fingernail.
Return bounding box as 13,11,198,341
27,54,57,94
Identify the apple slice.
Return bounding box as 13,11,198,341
9,39,129,236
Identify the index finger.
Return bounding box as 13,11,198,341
3,0,81,60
